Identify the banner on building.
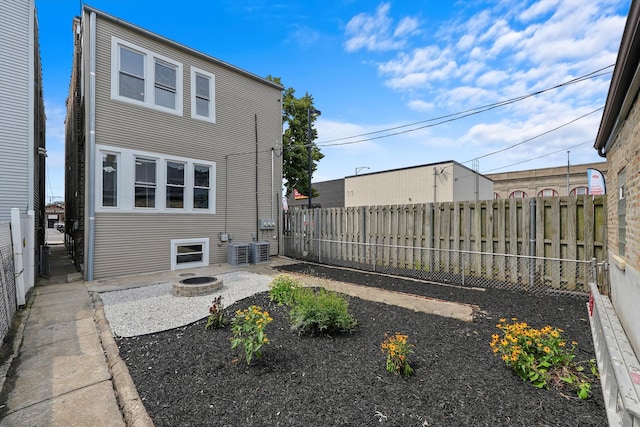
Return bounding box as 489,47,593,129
293,189,308,200
587,168,606,195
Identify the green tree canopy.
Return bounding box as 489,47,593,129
267,76,324,198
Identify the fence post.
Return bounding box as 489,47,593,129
529,198,536,288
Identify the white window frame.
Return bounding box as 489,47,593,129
171,238,209,270
111,37,183,116
166,160,186,210
190,67,216,122
100,151,120,208
96,144,216,214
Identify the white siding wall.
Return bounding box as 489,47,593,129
0,0,33,221
86,14,282,278
451,163,494,201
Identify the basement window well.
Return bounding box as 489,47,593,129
171,238,209,270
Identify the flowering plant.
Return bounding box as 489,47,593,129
204,296,227,330
381,333,414,376
230,305,273,364
490,318,595,399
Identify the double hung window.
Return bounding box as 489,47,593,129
135,157,157,208
190,67,215,122
166,161,185,209
111,37,183,115
194,165,210,209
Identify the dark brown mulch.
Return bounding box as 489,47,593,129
116,262,606,426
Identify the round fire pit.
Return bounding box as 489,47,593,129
173,276,223,297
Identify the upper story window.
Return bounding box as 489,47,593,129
191,67,216,122
569,186,588,196
493,192,501,200
537,189,558,197
509,190,528,198
111,37,183,116
618,168,626,257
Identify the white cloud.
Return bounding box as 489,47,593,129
407,99,434,112
344,3,419,52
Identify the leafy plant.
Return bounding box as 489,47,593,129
288,287,357,334
490,318,596,399
230,305,273,365
204,296,227,330
268,275,302,306
381,333,414,376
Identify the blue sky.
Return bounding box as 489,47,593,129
37,0,631,202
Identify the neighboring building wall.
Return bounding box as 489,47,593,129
603,95,640,355
487,162,608,199
288,179,345,209
68,8,282,279
0,0,45,280
344,161,492,207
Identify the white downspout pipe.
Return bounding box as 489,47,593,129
86,10,97,280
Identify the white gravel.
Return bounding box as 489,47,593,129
100,271,273,337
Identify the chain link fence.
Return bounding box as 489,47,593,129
284,236,607,298
0,222,18,345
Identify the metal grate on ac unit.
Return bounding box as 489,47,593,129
227,243,250,266
250,242,270,264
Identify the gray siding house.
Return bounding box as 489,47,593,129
66,6,283,280
0,0,46,289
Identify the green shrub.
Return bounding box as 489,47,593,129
268,275,302,306
289,287,357,334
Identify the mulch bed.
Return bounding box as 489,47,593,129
116,262,606,426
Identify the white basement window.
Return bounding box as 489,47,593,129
171,238,209,270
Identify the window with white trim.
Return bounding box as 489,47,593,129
102,152,119,207
171,238,209,270
194,164,210,209
190,67,215,122
166,161,185,209
111,37,183,115
135,157,157,208
96,145,216,214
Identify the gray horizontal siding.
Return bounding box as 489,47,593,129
89,15,282,277
0,1,31,221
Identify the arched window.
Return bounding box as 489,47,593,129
494,192,501,200
537,188,558,197
509,190,528,198
570,186,588,196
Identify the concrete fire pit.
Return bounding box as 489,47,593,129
173,276,223,297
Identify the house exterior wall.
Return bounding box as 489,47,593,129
487,162,608,198
71,8,282,279
0,0,33,221
0,0,45,283
603,92,640,355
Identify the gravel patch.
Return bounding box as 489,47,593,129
100,271,272,337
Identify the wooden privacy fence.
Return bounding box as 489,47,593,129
283,196,607,294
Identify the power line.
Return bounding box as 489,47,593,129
314,65,613,147
481,140,594,173
462,106,603,162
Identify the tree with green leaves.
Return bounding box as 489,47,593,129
267,76,324,198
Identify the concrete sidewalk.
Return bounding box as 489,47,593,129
0,244,127,426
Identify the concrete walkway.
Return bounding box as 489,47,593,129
0,238,475,426
0,243,126,426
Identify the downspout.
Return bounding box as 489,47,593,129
86,10,97,280
255,114,259,241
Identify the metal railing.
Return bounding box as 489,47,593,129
284,236,604,297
